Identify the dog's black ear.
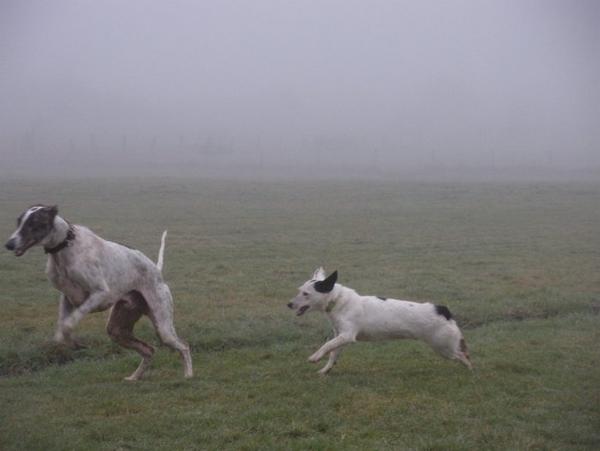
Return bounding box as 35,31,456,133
314,270,338,293
46,205,58,219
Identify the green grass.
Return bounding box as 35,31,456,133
1,178,599,450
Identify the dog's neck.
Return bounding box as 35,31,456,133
323,284,352,314
43,215,73,251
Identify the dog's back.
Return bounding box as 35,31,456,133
337,291,460,343
48,225,163,299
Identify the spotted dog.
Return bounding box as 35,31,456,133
5,205,193,380
288,268,471,374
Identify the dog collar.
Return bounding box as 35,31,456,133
44,227,76,255
325,299,337,313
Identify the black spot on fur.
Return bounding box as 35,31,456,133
377,296,387,301
435,305,453,320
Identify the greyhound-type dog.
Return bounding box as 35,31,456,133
288,268,471,374
5,205,193,380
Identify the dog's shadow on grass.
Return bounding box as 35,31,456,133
0,337,107,376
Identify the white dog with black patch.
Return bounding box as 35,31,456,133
287,268,472,374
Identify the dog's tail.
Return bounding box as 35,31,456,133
157,230,167,272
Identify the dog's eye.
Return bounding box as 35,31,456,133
302,292,309,297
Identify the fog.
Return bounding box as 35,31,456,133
1,0,599,179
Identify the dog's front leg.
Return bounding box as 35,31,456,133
54,294,85,347
309,334,354,363
318,347,343,375
317,327,342,374
60,290,113,337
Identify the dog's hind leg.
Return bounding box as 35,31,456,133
428,332,472,370
153,319,193,379
106,299,155,381
145,284,193,379
455,337,472,369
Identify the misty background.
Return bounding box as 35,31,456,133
1,0,599,179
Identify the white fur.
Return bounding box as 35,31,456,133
288,268,472,374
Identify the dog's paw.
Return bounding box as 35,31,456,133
308,353,321,363
54,332,86,350
62,319,76,333
71,339,88,350
54,332,75,348
53,331,66,344
317,367,332,375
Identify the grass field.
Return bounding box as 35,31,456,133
1,177,599,450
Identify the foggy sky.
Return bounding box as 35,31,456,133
1,0,599,178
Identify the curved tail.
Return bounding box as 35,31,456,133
157,230,167,271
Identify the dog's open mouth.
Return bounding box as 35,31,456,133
14,241,36,257
14,249,25,257
296,305,310,316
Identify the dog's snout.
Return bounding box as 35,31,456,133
5,239,16,251
287,302,294,309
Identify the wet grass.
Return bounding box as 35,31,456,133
0,178,599,449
